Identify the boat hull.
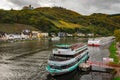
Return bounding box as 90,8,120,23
46,54,89,76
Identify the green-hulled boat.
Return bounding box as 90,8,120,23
46,43,89,76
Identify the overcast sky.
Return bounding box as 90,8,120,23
0,0,120,15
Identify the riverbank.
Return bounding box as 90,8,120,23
113,77,120,80
109,42,119,64
109,42,120,80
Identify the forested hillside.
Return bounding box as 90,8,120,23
0,7,120,35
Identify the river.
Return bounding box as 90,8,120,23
0,38,113,80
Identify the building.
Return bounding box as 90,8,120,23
77,33,85,37
40,33,49,38
22,29,32,39
32,31,41,38
23,5,33,10
58,32,66,37
5,34,22,40
32,31,49,38
66,33,73,37
87,33,94,37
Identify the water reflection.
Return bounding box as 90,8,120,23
46,69,85,80
46,69,112,80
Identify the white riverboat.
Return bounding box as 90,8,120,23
88,36,115,46
51,36,60,41
46,43,89,75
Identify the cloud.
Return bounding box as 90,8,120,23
0,0,15,10
0,0,120,15
7,0,55,8
59,0,120,15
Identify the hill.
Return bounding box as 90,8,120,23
0,7,120,35
0,23,39,33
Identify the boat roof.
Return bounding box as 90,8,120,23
56,44,72,48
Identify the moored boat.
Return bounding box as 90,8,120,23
88,36,114,47
51,36,60,41
46,43,89,76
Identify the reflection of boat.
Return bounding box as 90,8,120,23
51,36,60,41
88,36,114,47
46,43,89,76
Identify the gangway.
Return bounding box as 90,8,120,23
87,60,120,69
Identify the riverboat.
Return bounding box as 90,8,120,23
88,36,114,47
46,43,89,75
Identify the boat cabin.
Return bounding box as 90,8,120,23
50,44,88,62
53,44,72,55
50,44,73,61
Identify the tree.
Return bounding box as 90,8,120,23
114,29,120,43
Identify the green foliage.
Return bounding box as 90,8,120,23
0,23,39,33
79,27,90,34
88,25,111,36
113,77,120,80
85,13,120,33
0,7,120,35
114,29,120,43
109,42,119,64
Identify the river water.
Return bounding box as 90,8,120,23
0,38,113,80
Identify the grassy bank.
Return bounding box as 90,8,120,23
113,77,120,80
109,42,120,80
109,42,119,64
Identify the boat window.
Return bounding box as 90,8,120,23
54,54,74,58
57,47,70,49
49,54,73,61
